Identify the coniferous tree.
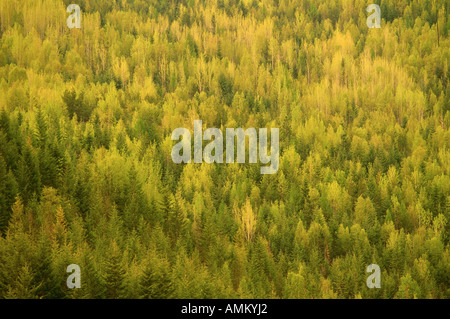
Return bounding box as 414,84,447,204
103,243,126,299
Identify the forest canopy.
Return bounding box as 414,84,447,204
0,0,448,299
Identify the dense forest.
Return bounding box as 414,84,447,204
0,0,448,299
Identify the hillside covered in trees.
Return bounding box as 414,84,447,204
0,0,448,299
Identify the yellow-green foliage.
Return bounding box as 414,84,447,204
0,0,448,299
